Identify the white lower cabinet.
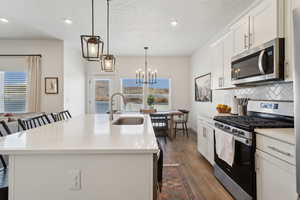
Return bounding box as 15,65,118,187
256,135,297,200
197,119,214,165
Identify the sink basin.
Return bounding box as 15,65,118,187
112,117,144,125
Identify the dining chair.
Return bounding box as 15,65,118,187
174,109,189,137
51,110,72,122
0,121,12,200
18,114,51,131
150,113,168,144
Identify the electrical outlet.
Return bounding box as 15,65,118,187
68,169,81,191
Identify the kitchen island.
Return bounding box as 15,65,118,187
0,114,158,200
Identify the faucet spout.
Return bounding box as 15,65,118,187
110,92,127,121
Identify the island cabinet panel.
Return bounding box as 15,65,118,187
9,154,154,200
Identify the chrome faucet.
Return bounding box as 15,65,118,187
110,92,127,120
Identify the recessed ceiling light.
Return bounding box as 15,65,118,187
170,20,178,27
63,18,73,25
0,18,9,24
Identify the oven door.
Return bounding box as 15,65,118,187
214,129,256,198
231,38,284,85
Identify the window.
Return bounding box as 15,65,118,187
148,78,171,111
0,71,28,113
121,79,143,112
121,78,171,112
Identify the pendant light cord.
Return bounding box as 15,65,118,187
107,0,110,54
145,47,148,82
92,0,94,36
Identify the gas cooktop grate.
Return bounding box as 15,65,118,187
214,116,294,132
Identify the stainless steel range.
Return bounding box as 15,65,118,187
213,100,294,200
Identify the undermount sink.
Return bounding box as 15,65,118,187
112,117,144,125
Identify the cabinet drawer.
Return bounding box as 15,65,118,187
256,134,295,165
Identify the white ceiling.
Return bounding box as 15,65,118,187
0,0,255,56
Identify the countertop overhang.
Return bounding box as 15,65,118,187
0,114,159,155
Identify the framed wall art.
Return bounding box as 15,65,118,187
45,77,58,94
195,73,212,102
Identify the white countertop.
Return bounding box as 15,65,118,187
255,128,295,145
0,114,159,155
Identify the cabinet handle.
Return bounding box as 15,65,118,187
244,34,249,49
267,146,293,157
249,33,252,47
218,77,223,88
255,152,259,172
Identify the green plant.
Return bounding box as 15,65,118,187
147,95,155,106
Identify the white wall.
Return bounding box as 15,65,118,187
0,40,64,113
63,43,86,116
86,56,191,115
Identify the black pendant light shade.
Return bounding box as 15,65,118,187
81,0,104,61
101,0,116,72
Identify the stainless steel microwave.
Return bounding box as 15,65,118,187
231,38,285,85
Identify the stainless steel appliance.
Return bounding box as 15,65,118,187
293,6,300,199
214,100,294,200
231,38,285,85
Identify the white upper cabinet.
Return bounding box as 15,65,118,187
231,0,284,56
211,40,224,89
223,32,235,88
211,31,235,89
295,0,300,8
231,16,250,56
249,0,284,48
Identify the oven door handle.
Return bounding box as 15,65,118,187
258,50,266,75
234,136,251,146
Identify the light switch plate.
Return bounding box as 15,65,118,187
68,169,81,191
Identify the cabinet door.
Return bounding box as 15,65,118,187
249,0,284,48
223,32,235,88
256,150,298,200
296,0,300,8
206,126,215,165
211,41,224,89
197,122,207,157
231,16,250,56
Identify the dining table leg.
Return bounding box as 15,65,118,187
169,115,174,140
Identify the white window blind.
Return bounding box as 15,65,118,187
0,71,28,113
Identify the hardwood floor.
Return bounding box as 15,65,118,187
159,132,234,200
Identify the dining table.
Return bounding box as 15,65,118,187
155,110,183,139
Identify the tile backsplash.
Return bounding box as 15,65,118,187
191,82,294,130
232,82,294,101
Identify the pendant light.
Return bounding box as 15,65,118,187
135,47,157,85
101,0,116,72
81,0,104,61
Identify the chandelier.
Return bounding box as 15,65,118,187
80,0,104,61
135,47,157,85
101,0,116,72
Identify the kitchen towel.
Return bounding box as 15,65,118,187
215,129,235,166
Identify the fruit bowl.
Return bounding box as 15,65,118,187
216,104,231,114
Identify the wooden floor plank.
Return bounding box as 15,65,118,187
159,132,234,200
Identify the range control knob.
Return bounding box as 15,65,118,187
238,131,245,135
